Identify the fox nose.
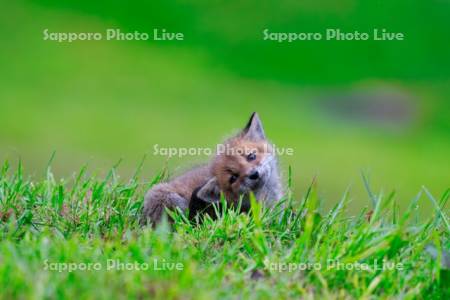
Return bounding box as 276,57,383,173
248,171,259,180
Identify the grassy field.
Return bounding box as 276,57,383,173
0,161,448,299
1,2,449,298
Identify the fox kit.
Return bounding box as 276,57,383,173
142,112,283,225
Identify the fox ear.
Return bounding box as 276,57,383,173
196,177,220,203
241,112,266,140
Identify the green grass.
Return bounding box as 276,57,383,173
0,160,448,299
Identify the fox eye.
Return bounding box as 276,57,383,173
247,152,256,161
229,174,238,184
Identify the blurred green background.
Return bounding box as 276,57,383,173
0,1,449,213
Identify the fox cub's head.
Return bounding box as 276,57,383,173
197,112,277,204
